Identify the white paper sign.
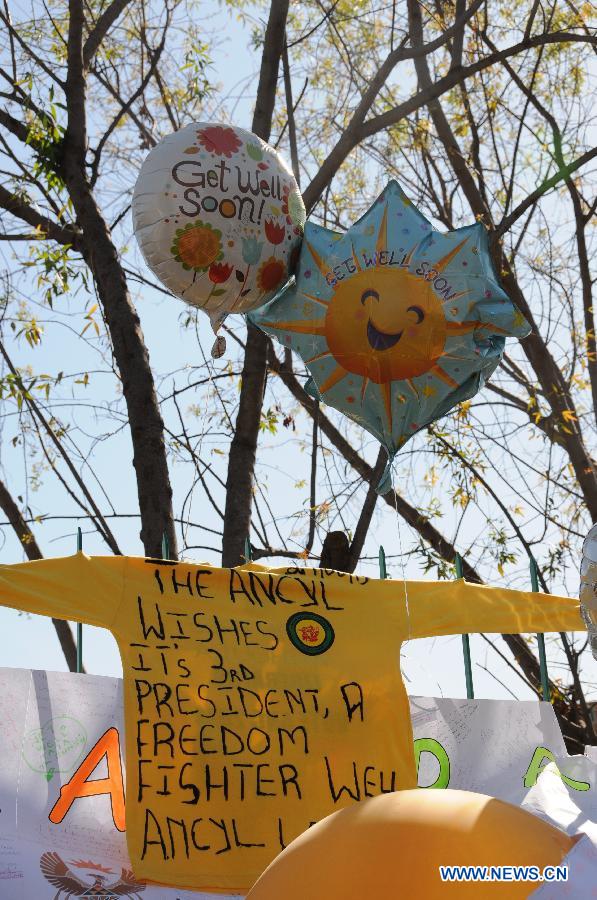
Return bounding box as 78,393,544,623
0,670,593,897
0,669,240,899
411,695,570,804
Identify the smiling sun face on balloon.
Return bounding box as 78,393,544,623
324,266,446,385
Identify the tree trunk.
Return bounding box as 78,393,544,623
73,187,178,560
221,0,290,566
222,324,269,566
320,531,351,572
62,0,177,560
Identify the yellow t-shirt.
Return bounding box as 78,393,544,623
0,554,584,892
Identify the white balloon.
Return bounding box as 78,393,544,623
132,122,305,332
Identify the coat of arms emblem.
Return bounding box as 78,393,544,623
40,852,146,898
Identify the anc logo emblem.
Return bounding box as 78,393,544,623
286,612,335,656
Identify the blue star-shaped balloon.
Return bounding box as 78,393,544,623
250,181,530,489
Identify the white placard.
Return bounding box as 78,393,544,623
0,670,593,897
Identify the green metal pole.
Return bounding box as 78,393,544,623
379,545,388,579
530,557,550,702
244,537,252,563
456,553,474,699
161,531,170,561
76,527,83,674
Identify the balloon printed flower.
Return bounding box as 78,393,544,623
170,220,223,272
208,261,233,284
242,236,264,265
250,180,530,489
196,124,242,158
257,256,286,294
264,218,286,245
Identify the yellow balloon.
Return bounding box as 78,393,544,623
247,790,575,899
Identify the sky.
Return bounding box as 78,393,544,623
0,0,592,707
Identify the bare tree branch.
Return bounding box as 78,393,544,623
0,477,80,672
0,339,121,555
0,107,31,144
0,9,64,86
83,0,134,68
304,29,595,211
0,184,82,249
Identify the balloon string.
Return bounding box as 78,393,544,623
196,353,215,459
390,456,411,641
182,331,216,552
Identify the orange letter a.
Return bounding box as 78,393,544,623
49,727,125,831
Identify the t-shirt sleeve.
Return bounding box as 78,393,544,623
0,553,126,629
407,578,585,640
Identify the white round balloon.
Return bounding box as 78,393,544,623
132,122,306,332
